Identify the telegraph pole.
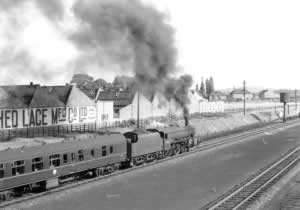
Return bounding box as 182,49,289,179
295,89,297,110
137,91,140,129
243,80,246,116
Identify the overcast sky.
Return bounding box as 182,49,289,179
0,0,299,89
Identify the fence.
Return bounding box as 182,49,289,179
0,120,150,140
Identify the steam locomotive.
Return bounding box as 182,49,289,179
0,125,198,200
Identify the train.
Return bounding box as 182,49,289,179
0,125,199,201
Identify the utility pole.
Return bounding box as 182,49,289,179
137,91,140,129
295,89,297,110
243,80,246,116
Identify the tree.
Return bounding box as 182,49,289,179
93,78,111,89
200,77,206,97
70,74,109,90
196,84,199,92
70,74,94,88
205,78,211,99
209,77,215,93
112,75,136,90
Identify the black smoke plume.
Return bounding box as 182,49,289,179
165,75,193,126
70,0,193,122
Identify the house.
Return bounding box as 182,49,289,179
96,90,136,122
229,89,253,100
258,90,280,101
209,91,228,101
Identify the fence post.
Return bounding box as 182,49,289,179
58,126,60,136
84,124,86,133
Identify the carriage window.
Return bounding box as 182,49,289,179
78,150,84,161
110,146,113,154
49,154,60,167
0,163,4,178
32,157,43,171
102,146,107,157
63,154,68,163
90,149,95,158
71,153,75,162
12,160,25,176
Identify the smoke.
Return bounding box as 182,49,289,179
165,75,193,126
70,0,177,90
34,0,64,21
70,0,193,121
0,0,64,21
0,0,194,121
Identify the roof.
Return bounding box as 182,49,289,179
30,86,66,108
210,91,227,96
97,90,135,107
97,90,118,101
50,86,72,104
79,87,99,99
0,134,126,162
0,85,39,109
0,87,29,109
230,89,251,95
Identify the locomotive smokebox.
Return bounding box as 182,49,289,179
280,92,289,103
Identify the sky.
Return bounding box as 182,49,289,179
0,0,300,89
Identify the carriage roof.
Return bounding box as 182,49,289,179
0,134,126,162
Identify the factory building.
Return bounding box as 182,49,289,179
0,84,96,130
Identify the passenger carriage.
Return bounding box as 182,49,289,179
0,134,128,199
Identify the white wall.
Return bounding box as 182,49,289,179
0,106,97,129
96,101,114,124
119,93,153,120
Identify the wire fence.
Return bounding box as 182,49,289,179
0,120,150,141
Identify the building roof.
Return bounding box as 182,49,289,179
230,88,251,95
210,91,227,96
97,90,135,107
30,86,66,108
97,90,118,101
79,87,99,99
0,85,39,108
0,87,28,109
50,86,72,104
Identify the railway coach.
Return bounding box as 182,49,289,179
0,134,128,200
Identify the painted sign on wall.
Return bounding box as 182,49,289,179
0,106,96,129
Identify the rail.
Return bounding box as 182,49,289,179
202,146,300,210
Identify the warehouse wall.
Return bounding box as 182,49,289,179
96,101,114,124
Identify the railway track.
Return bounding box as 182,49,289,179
202,146,300,210
1,119,300,208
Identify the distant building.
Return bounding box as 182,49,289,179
229,89,253,100
209,91,228,101
258,90,280,101
96,90,136,120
